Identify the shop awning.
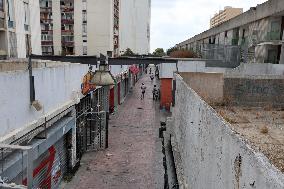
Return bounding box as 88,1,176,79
129,65,140,74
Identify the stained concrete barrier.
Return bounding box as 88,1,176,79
168,73,284,189
224,75,284,107
179,72,224,104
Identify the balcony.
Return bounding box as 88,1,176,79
40,7,52,13
61,19,74,25
62,41,74,47
266,31,282,41
41,41,53,46
0,18,5,30
60,6,74,12
231,38,239,46
8,21,14,29
61,30,74,35
241,37,248,46
41,30,53,35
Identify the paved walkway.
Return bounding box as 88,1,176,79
61,73,164,189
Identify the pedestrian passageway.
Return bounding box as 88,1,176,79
61,72,165,189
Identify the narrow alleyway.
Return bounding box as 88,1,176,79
61,72,165,189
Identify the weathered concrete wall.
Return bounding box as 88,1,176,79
226,63,284,76
159,60,228,79
0,62,88,140
179,72,224,104
170,73,284,189
224,75,284,107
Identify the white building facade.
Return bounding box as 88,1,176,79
0,0,41,59
119,0,151,55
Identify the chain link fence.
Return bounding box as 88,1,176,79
201,44,243,68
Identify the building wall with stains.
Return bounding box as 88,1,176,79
169,73,284,189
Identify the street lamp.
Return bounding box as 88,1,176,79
91,54,116,86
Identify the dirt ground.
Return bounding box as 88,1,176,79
213,105,284,172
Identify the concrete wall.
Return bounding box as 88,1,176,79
224,75,284,107
29,0,42,56
170,73,284,189
0,61,88,140
10,0,41,58
74,0,83,56
179,72,224,104
52,0,61,55
87,0,113,56
226,63,284,76
158,60,228,79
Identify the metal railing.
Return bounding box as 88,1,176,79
231,38,239,45
266,31,281,41
201,44,241,68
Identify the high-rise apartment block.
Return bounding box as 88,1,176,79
210,6,243,28
39,0,150,57
0,0,150,59
0,0,41,59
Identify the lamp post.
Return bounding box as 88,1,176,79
91,54,116,86
91,54,115,149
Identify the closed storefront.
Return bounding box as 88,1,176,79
0,114,76,189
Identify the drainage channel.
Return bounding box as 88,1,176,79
160,121,179,189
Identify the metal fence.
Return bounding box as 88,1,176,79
201,44,241,68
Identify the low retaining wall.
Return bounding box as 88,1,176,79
169,73,284,189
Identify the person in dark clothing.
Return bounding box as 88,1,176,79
141,83,146,99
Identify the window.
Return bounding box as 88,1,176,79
0,0,4,11
24,2,30,31
82,23,87,33
225,31,228,38
83,46,87,55
82,11,87,22
7,0,15,28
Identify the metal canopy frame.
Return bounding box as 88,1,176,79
30,54,178,65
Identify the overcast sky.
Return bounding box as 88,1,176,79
150,0,268,52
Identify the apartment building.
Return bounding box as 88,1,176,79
0,0,41,59
177,0,284,65
39,0,151,57
119,0,151,55
210,6,243,28
39,0,117,56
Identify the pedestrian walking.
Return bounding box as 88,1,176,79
152,85,158,100
149,68,152,74
150,74,154,82
141,83,146,99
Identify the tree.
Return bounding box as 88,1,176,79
152,48,166,57
121,48,135,56
166,46,179,56
169,49,198,58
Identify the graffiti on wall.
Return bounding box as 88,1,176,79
234,81,284,96
22,146,63,189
